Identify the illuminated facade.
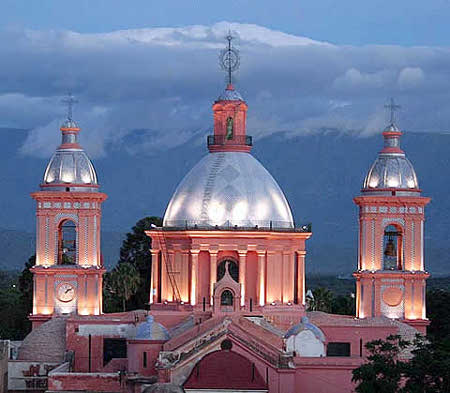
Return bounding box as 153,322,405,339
30,115,107,325
354,123,430,330
16,46,432,393
148,83,310,325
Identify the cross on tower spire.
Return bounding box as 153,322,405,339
61,92,78,121
385,97,401,125
219,32,240,86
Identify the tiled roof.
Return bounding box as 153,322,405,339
18,317,67,362
307,311,401,327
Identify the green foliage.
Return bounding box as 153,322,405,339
403,335,450,393
352,335,408,393
426,288,450,342
306,286,355,315
353,334,450,393
104,262,141,312
0,256,34,339
331,293,355,315
117,216,162,309
308,287,334,312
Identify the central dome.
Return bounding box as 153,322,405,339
163,152,294,229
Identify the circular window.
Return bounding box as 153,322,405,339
220,339,233,350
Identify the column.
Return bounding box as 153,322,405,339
150,249,160,304
209,251,218,305
257,251,266,306
282,251,294,303
297,251,306,306
180,251,190,302
190,250,199,306
238,251,247,307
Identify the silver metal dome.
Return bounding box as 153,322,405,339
43,149,98,189
41,120,98,192
363,123,419,194
163,152,294,229
363,155,419,190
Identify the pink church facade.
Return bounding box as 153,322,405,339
12,46,432,393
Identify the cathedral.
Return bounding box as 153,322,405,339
10,39,430,393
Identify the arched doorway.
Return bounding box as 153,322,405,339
58,220,77,265
220,290,234,310
183,349,267,392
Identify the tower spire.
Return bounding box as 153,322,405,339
61,92,78,121
220,32,240,87
385,97,401,125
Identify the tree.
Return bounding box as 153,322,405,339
105,262,141,312
403,335,450,393
307,287,334,312
352,334,450,393
352,335,408,393
331,294,355,315
0,256,34,339
18,255,35,315
118,216,162,309
426,288,450,343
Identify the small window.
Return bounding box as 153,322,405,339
143,352,147,368
217,260,239,282
103,338,127,366
327,342,351,357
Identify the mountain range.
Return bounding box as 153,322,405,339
0,127,449,275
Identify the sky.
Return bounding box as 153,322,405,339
3,1,450,46
1,2,450,164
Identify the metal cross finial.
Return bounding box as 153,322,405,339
385,97,401,124
61,92,78,121
219,31,240,85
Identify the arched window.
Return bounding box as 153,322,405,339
217,259,239,282
221,290,234,306
58,220,77,265
383,225,402,270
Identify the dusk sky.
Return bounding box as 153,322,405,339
1,2,450,274
2,1,450,161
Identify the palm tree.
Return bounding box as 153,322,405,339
107,262,141,312
308,287,334,313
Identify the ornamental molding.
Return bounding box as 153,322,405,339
382,218,405,227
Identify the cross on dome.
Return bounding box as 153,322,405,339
61,92,78,121
385,97,401,125
219,32,240,86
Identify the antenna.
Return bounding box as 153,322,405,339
219,31,240,86
61,92,78,121
385,97,401,125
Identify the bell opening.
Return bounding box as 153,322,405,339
383,225,402,270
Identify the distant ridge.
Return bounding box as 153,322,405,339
1,128,449,274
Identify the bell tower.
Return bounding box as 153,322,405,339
354,100,430,333
208,33,250,154
30,95,107,327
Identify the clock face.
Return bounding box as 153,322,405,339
56,282,76,303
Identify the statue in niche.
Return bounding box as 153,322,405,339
226,116,234,140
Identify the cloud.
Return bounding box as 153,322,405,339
397,67,425,89
1,22,450,158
